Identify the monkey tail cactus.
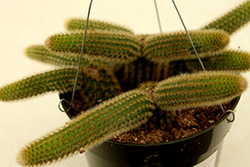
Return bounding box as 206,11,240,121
1,1,250,166
25,45,83,67
143,29,229,62
17,89,155,166
185,50,250,72
0,68,78,101
64,18,134,34
0,63,122,102
16,71,247,166
202,1,250,35
154,71,247,111
45,30,141,63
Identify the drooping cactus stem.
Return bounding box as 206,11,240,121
0,68,79,101
16,89,154,166
64,18,134,34
25,45,89,67
185,50,250,72
154,71,248,111
203,1,250,35
0,62,122,102
45,30,141,62
143,29,229,62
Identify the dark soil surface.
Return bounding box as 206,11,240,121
111,99,236,143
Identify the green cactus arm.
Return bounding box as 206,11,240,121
64,18,134,34
45,30,141,62
185,50,250,72
24,44,126,78
202,1,250,35
0,68,78,101
16,89,154,166
143,29,229,62
0,63,122,102
25,45,88,67
25,45,135,69
154,71,248,111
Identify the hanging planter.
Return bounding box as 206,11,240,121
85,100,239,167
59,94,240,167
0,1,249,167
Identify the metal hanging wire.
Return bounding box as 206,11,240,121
170,0,235,123
154,0,162,33
58,0,93,118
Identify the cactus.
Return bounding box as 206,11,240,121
0,1,250,166
17,89,154,166
25,45,82,67
16,71,247,166
185,50,250,72
78,62,122,109
0,63,122,103
154,71,247,111
64,18,134,34
0,68,78,101
25,45,123,72
45,30,141,62
143,29,229,62
202,1,250,35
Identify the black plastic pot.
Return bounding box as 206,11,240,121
59,94,240,167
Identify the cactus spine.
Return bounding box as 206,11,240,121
17,89,154,166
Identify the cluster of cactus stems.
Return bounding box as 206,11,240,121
0,1,249,166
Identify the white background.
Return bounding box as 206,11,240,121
0,0,250,166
